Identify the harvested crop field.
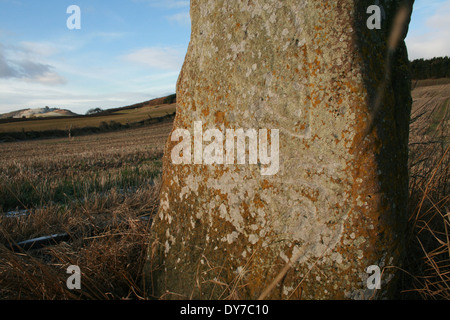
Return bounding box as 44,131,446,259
0,80,448,299
0,120,172,299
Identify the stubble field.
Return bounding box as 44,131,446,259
0,120,172,299
0,80,448,299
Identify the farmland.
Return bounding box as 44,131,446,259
0,119,172,299
404,79,449,299
0,95,176,138
0,80,448,299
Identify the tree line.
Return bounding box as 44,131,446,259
410,56,450,80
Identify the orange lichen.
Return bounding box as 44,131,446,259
202,108,210,117
214,111,225,124
149,0,410,301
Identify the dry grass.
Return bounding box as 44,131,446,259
402,82,450,299
0,186,159,299
0,122,171,300
0,79,448,300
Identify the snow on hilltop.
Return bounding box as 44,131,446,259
0,107,79,119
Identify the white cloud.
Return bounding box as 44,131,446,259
0,77,175,115
166,11,191,26
134,0,189,9
161,0,189,9
426,4,450,29
0,49,16,78
0,28,17,38
90,32,129,40
22,72,67,86
0,42,67,85
406,1,450,60
20,41,63,57
123,46,185,70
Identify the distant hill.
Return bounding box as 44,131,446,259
95,93,176,115
0,107,79,120
0,93,177,120
0,94,177,141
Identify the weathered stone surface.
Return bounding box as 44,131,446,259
148,0,413,300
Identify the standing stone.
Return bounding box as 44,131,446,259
148,0,413,300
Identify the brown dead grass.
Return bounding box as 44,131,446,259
0,185,159,300
0,123,169,300
0,80,448,300
402,82,450,299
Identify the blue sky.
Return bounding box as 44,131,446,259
0,0,448,115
